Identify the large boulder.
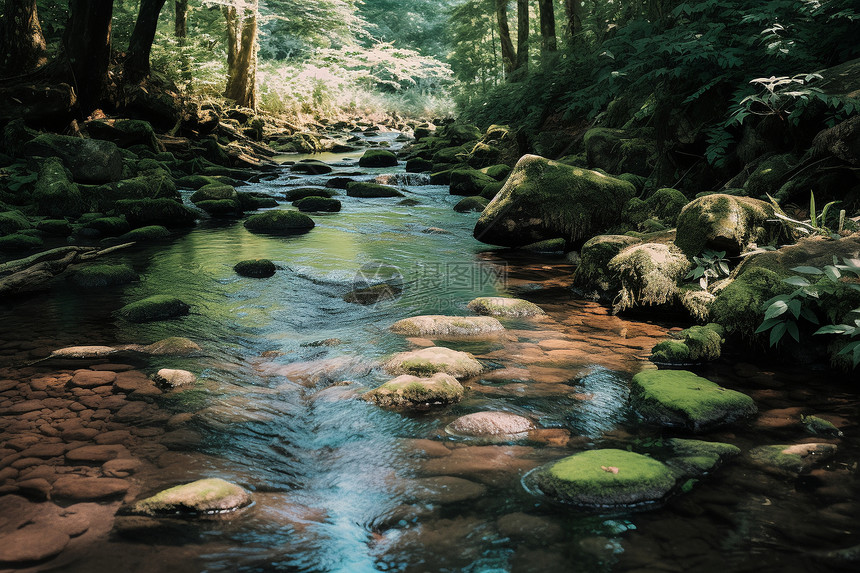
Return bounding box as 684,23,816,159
32,157,86,217
88,120,163,153
114,198,197,228
453,196,488,213
390,315,504,337
813,115,860,165
364,373,464,408
243,210,314,235
608,242,691,313
622,187,688,230
583,128,656,176
383,346,484,378
294,196,341,212
117,295,190,323
345,182,404,198
24,134,123,183
128,478,251,516
358,149,397,167
572,235,642,296
533,449,677,507
449,169,495,196
473,155,635,249
284,187,338,201
674,194,788,257
70,264,139,288
630,370,757,432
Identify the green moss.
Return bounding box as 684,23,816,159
0,233,43,251
454,196,488,213
119,225,170,242
710,267,792,337
405,158,433,173
573,235,642,293
85,216,130,236
36,219,71,236
114,198,197,228
284,187,338,201
608,242,691,313
177,175,221,190
535,449,676,507
432,145,470,164
190,183,237,204
801,415,843,437
667,438,741,459
748,443,838,476
651,340,691,363
243,210,315,235
480,164,511,181
234,259,277,278
117,295,190,323
521,238,566,253
365,373,464,408
0,210,30,234
345,182,404,198
358,149,398,167
680,324,724,361
294,196,341,212
744,153,796,198
196,199,242,216
474,155,636,249
33,157,85,217
384,346,484,378
479,181,504,200
439,123,482,145
236,192,278,211
584,129,656,176
631,370,757,432
624,188,688,229
290,160,333,175
71,264,139,288
130,478,251,516
449,169,496,196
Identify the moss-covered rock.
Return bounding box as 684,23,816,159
284,187,338,201
33,157,86,218
440,123,482,145
481,164,512,181
364,373,464,408
743,153,797,197
573,235,642,295
467,297,545,318
358,149,397,168
453,196,488,213
195,199,243,217
176,175,221,190
234,259,277,278
70,264,139,288
664,438,741,476
432,145,470,164
479,181,505,200
520,238,566,253
36,219,71,236
85,216,130,236
294,196,341,212
236,192,278,211
24,134,123,183
608,242,691,313
290,160,333,175
674,194,788,257
384,346,484,378
748,443,838,476
345,182,404,198
243,210,314,235
623,188,688,229
651,324,724,365
801,415,843,437
534,449,677,507
0,210,31,234
630,370,757,432
0,233,42,251
583,128,656,176
117,295,191,323
449,169,496,196
649,340,691,364
143,337,201,356
466,142,501,168
405,157,434,173
128,478,251,516
190,183,237,204
91,169,178,204
88,120,162,153
118,225,170,242
114,198,197,228
390,315,504,337
474,155,635,249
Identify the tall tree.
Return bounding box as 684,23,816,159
563,0,582,46
124,0,168,83
0,0,48,76
222,0,258,109
515,0,528,73
536,0,557,58
494,0,516,78
62,0,114,114
175,0,188,41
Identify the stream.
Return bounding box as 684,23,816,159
0,132,858,573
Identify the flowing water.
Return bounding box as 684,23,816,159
0,133,858,573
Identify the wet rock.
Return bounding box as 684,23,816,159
294,196,341,212
69,264,139,288
128,478,251,516
51,476,130,501
284,187,338,201
651,324,725,365
608,242,691,313
630,370,757,432
467,297,545,318
343,283,402,305
65,444,130,463
533,449,677,507
32,157,85,217
664,438,741,476
358,149,397,167
153,368,196,389
68,370,117,389
269,355,373,387
24,134,123,183
243,209,315,235
497,512,564,545
390,315,504,337
417,445,538,486
453,196,488,213
473,155,635,249
573,235,643,296
345,181,404,198
449,169,495,196
234,259,277,278
446,411,534,440
143,337,201,356
114,198,197,228
290,160,333,175
364,373,464,408
117,295,190,323
748,442,838,476
406,476,486,504
0,524,69,564
801,415,843,437
384,347,483,378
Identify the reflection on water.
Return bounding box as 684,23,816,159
1,133,858,573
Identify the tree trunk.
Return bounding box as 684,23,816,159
124,0,167,84
0,0,48,76
494,0,516,79
537,0,557,57
175,0,188,41
62,0,114,115
222,1,257,110
563,0,582,46
515,0,529,73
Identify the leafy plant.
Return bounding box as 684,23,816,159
685,250,730,290
768,192,843,239
815,308,860,366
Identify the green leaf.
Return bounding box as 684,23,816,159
783,276,811,287
756,317,784,333
815,324,855,335
770,322,787,347
788,299,802,319
800,306,820,324
824,266,841,282
764,300,789,320
791,266,824,275
786,320,800,342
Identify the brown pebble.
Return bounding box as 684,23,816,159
65,444,130,463
68,370,117,389
0,524,69,564
51,476,129,501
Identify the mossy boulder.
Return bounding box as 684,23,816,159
454,196,488,213
118,225,170,242
479,181,504,200
0,233,42,251
70,264,139,288
521,238,566,253
630,370,757,432
573,235,642,295
0,210,31,234
748,443,838,476
364,373,464,408
294,196,341,212
801,415,843,437
284,187,337,201
390,315,504,337
92,169,178,204
33,157,86,218
114,198,197,228
234,259,277,278
128,478,251,516
117,295,191,323
623,188,688,229
449,169,496,196
190,183,238,204
432,145,470,164
664,438,741,476
651,324,725,365
177,175,221,190
345,182,404,198
481,164,512,181
290,160,332,175
466,142,500,168
440,123,482,145
405,158,434,173
358,149,397,168
608,243,691,313
533,449,677,507
85,216,130,236
237,192,278,211
243,210,314,235
467,297,545,318
36,219,71,236
24,134,123,183
88,120,162,153
383,346,484,378
674,194,788,257
195,199,243,217
473,155,635,249
583,128,656,176
743,153,797,197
